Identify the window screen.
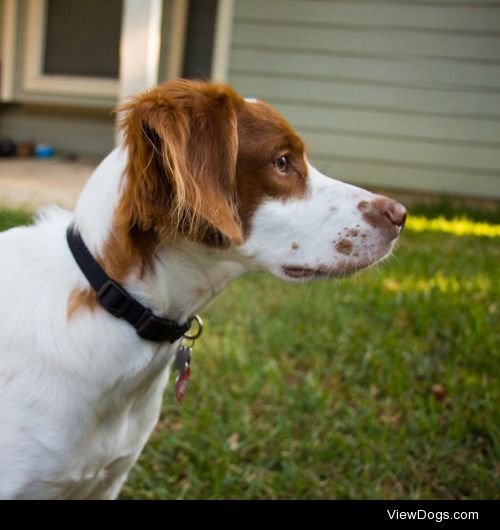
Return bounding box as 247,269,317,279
43,0,122,79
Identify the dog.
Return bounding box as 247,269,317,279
0,80,406,499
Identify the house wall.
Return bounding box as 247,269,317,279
228,0,500,200
3,0,500,198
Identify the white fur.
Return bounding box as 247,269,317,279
0,146,400,498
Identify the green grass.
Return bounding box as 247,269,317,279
2,204,498,499
0,208,33,232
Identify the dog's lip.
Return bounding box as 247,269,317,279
281,255,381,279
281,265,334,279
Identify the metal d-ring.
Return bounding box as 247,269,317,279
184,314,203,341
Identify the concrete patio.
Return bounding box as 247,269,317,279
0,158,97,210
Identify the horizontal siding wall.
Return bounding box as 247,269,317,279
0,104,115,159
228,0,500,199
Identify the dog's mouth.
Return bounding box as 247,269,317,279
281,255,389,281
281,266,335,280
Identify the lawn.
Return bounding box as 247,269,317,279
0,203,498,499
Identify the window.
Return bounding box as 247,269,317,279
23,0,122,98
43,0,122,79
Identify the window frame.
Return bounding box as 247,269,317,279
1,0,17,101
23,0,119,98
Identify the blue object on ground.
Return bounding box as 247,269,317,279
35,145,54,158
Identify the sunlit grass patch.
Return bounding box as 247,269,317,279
383,273,492,294
406,215,500,238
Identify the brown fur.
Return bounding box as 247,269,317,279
235,99,308,236
67,288,99,319
117,80,244,248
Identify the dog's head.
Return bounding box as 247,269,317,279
118,79,406,281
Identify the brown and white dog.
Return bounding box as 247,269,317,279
0,80,406,499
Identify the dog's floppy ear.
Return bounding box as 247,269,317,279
118,80,243,245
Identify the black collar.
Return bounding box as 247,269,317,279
66,226,193,343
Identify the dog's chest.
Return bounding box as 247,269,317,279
64,345,175,499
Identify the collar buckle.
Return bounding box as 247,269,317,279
135,309,187,342
96,279,133,317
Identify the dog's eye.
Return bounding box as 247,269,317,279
273,155,290,174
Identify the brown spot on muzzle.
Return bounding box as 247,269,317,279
335,238,353,255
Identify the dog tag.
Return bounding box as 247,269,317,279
173,344,191,374
174,344,192,402
175,366,191,402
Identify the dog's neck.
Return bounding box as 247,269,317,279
135,243,247,323
73,147,248,323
